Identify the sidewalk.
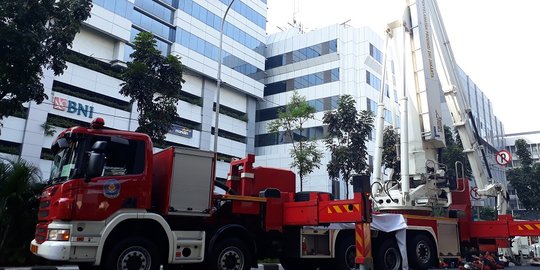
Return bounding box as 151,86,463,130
0,264,284,270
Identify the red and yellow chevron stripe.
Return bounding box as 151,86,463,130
327,203,360,214
504,221,540,237
355,223,372,264
517,224,540,231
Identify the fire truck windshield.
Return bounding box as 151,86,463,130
49,140,79,184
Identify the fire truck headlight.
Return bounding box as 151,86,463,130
48,229,70,241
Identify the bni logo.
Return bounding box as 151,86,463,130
53,97,94,118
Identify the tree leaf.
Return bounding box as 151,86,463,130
121,32,185,145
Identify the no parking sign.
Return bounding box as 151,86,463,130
495,150,512,166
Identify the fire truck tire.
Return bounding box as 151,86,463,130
335,235,355,270
208,238,252,270
104,237,161,270
374,239,402,270
407,234,437,270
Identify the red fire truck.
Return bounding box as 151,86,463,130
30,117,382,270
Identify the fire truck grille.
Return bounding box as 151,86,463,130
39,200,50,208
35,222,50,244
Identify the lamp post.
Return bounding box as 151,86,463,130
213,0,236,153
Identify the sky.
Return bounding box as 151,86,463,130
266,0,540,135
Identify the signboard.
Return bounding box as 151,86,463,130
495,150,512,166
170,124,193,138
53,96,94,118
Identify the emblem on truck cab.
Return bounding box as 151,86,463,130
103,179,121,199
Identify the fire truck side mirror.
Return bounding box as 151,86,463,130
85,141,107,182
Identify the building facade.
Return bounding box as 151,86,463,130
0,0,267,179
449,66,508,208
255,24,507,199
255,24,399,196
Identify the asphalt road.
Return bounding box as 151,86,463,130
432,266,540,270
1,264,539,270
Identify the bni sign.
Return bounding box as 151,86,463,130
170,124,192,138
53,97,94,118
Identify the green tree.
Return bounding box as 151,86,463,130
479,206,497,220
121,32,185,145
382,126,400,181
0,158,45,265
0,0,92,125
323,95,374,198
441,125,471,178
515,139,533,168
268,91,323,191
507,139,540,210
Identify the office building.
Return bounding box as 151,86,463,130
0,0,266,179
255,24,399,196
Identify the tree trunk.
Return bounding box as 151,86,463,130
0,223,10,251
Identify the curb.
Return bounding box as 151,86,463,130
0,264,283,270
0,266,79,270
255,264,284,270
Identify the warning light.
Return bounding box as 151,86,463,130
91,117,105,129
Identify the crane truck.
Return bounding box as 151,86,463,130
368,0,540,268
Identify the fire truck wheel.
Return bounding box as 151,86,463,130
209,238,252,270
335,235,355,270
374,239,402,270
105,237,161,270
407,234,436,270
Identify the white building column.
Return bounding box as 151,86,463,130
20,69,54,167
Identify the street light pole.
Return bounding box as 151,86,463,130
213,0,236,153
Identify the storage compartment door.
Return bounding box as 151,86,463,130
169,148,215,216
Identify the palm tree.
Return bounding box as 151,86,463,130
0,158,44,265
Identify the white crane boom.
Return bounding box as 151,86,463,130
372,0,507,214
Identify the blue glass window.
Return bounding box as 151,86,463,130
265,68,340,96
255,126,325,147
134,0,174,23
367,98,378,113
132,9,174,41
366,71,382,91
219,0,266,29
93,0,133,18
384,109,392,123
265,40,338,69
369,43,383,63
176,28,264,81
161,0,175,7
367,98,393,123
178,0,265,55
130,28,170,56
256,96,339,122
